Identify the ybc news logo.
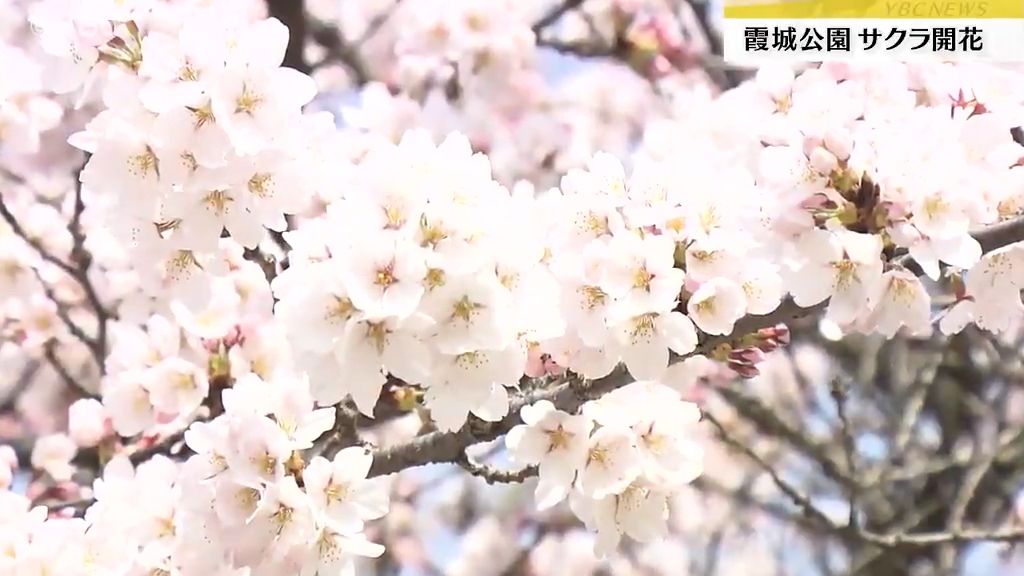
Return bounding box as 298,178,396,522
721,0,1024,62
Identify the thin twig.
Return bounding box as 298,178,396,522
43,342,86,398
455,451,538,485
531,0,586,36
830,376,858,526
0,360,41,413
704,412,840,531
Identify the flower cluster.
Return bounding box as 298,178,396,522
54,4,328,309
94,243,284,438
640,63,1024,338
166,378,389,575
5,0,1024,570
3,415,389,575
391,0,538,91
507,381,703,556
274,129,547,429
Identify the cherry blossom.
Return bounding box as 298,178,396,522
4,0,1024,572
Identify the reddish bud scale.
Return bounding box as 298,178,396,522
223,324,244,348
729,346,766,364
727,360,761,379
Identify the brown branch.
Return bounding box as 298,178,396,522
310,22,372,83
683,0,748,88
456,452,538,485
0,193,78,278
531,0,586,36
43,342,95,400
831,376,859,526
716,383,855,490
704,411,841,530
857,527,1024,548
128,427,192,465
242,247,278,282
0,360,41,413
3,171,111,371
353,0,402,46
265,0,309,73
66,175,110,369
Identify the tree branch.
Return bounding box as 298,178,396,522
3,171,111,371
265,0,309,73
531,0,586,37
704,411,841,530
455,451,538,485
365,215,1024,479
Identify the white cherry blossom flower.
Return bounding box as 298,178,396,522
570,481,670,558
303,448,389,532
788,228,884,326
423,347,524,431
608,311,698,381
506,400,593,509
686,278,747,336
342,234,427,320
863,269,933,337
576,426,643,499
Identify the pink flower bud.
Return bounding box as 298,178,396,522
728,362,761,379
824,128,853,160
771,324,791,345
809,147,838,175
0,464,10,491
756,324,791,349
730,347,766,364
68,398,109,448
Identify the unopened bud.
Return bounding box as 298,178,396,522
809,147,838,175
824,128,853,161
730,347,766,365
728,361,761,379
756,324,790,347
